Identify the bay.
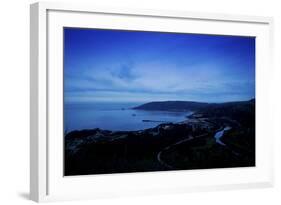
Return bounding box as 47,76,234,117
64,102,192,132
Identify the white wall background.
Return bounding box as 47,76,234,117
0,0,280,204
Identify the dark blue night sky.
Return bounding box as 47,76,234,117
64,28,255,103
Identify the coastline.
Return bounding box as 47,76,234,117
64,99,255,176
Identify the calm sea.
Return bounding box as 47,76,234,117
64,102,192,133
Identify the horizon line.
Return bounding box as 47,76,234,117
64,98,255,104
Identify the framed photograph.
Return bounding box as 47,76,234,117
30,2,274,202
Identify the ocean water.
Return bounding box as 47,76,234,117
64,102,192,132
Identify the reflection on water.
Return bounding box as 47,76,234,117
64,102,192,132
214,126,232,146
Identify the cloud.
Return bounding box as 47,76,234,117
64,60,254,103
64,29,255,103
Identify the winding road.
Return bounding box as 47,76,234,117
156,132,210,169
156,126,235,169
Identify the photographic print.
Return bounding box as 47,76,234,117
64,28,255,176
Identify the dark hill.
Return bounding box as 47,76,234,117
133,101,209,111
198,99,255,127
133,99,255,113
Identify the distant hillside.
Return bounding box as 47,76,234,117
133,101,209,111
198,99,255,127
133,99,254,112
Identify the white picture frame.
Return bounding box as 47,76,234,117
30,1,274,202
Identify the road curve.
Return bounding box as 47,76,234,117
156,132,209,169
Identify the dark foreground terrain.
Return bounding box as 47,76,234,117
65,99,255,176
